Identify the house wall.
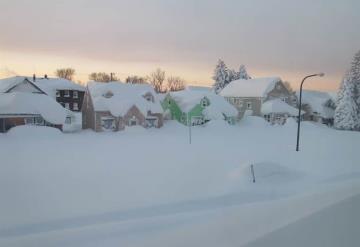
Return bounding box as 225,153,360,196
0,115,62,133
94,111,124,132
148,112,164,128
265,81,293,105
162,96,183,122
226,97,262,118
82,90,96,130
56,90,85,112
123,105,147,127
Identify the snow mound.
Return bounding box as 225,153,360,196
229,162,303,185
6,125,62,137
239,116,269,128
284,117,298,128
261,99,303,116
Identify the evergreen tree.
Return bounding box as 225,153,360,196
228,69,239,82
350,50,360,128
212,59,229,94
334,73,359,130
238,65,250,80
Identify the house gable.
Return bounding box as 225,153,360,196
6,79,45,94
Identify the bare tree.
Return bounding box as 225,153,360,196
125,75,148,84
283,81,294,93
167,76,186,92
89,72,118,83
55,68,75,80
149,68,166,93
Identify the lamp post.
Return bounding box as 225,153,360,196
296,73,324,151
188,112,192,144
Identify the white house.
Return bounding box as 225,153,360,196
296,90,336,126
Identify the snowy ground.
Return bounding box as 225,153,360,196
0,117,359,247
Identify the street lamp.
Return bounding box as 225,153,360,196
296,73,324,152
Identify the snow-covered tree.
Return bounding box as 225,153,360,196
350,50,360,124
228,69,238,82
238,65,251,80
212,59,229,94
334,73,359,130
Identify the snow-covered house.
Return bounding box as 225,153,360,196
220,77,297,123
261,99,304,124
82,81,163,132
162,89,238,125
296,90,336,126
0,79,67,133
31,76,85,132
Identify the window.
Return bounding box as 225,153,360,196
65,103,70,109
247,102,252,109
65,116,72,124
56,90,60,98
129,116,137,126
24,117,34,125
281,97,287,102
201,98,209,107
73,91,78,99
73,102,79,111
101,117,116,131
64,90,70,97
34,117,44,125
103,91,114,98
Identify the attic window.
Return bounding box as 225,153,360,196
201,98,209,107
103,91,114,98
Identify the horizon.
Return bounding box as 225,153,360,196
1,0,360,92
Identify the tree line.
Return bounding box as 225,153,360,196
54,68,186,92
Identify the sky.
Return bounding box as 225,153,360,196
0,0,359,91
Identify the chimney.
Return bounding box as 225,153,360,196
44,74,48,79
33,74,36,82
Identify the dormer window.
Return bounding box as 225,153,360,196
64,90,70,97
201,97,209,107
56,90,60,98
103,91,114,98
143,93,154,102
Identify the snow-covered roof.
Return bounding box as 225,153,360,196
32,77,85,98
296,90,335,118
169,89,238,119
170,90,207,112
0,92,67,124
220,77,282,98
203,93,238,120
87,81,162,117
0,76,38,93
261,99,304,116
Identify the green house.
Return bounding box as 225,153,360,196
161,92,210,126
